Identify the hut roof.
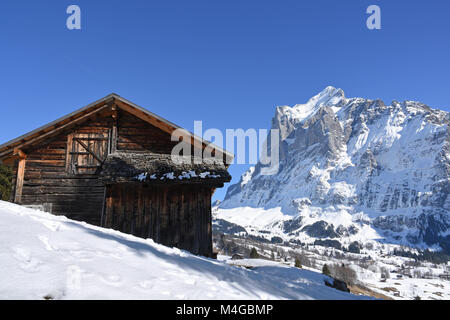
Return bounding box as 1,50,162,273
99,152,231,186
0,93,234,162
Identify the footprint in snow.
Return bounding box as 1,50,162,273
105,251,123,259
30,217,62,232
11,247,42,273
164,269,187,278
100,274,123,287
38,235,56,251
139,280,154,289
69,250,94,261
183,278,196,285
115,244,131,252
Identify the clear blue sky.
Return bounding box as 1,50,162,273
1,0,449,201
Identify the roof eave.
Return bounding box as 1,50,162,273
0,93,116,156
0,93,234,161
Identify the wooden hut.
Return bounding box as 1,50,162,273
0,94,232,257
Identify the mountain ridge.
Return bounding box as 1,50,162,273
218,86,450,253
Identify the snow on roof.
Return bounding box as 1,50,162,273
100,152,231,185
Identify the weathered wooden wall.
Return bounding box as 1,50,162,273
16,109,182,225
103,184,213,257
20,117,113,225
117,112,179,153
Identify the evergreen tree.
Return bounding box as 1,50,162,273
0,163,13,201
249,247,259,259
295,258,302,269
322,264,331,276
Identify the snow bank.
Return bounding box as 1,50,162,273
0,201,368,300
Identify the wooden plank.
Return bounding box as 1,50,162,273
75,126,113,133
20,194,104,202
172,188,181,248
111,109,118,153
129,186,135,235
24,174,101,182
65,133,74,173
123,186,131,233
75,165,102,169
110,186,117,229
28,154,66,161
136,186,143,237
143,188,151,239
154,187,161,242
149,187,156,240
22,185,105,195
26,160,66,165
30,150,66,157
72,137,109,141
103,187,111,227
73,138,105,164
118,185,125,231
69,152,91,155
14,158,26,204
205,187,213,257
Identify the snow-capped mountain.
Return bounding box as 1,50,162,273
218,86,450,253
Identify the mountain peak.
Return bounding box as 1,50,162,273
274,86,346,127
221,88,450,253
306,86,345,107
319,85,344,97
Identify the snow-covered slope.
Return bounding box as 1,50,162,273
0,201,367,300
219,87,450,252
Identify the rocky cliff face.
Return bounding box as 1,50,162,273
219,87,450,253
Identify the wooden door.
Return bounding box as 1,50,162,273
67,132,109,175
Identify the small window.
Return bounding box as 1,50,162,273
67,132,109,174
